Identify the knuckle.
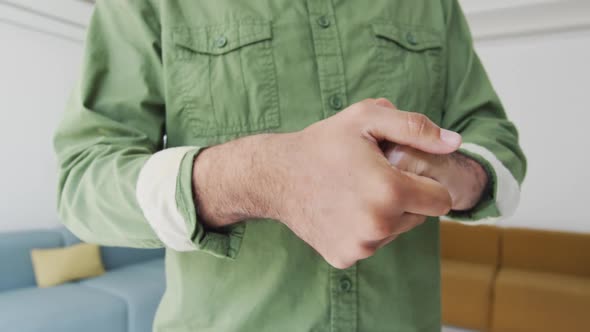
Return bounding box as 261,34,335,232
369,182,402,218
406,113,435,137
431,191,452,216
406,113,427,134
349,100,377,117
360,98,376,106
439,195,453,215
375,98,397,109
383,181,404,206
372,171,398,198
344,104,363,119
367,216,395,238
353,102,370,115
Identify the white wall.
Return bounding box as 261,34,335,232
476,29,590,233
0,1,588,233
0,22,83,232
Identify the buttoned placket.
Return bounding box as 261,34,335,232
329,264,357,332
306,0,349,119
306,2,356,330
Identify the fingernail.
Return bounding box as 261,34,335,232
440,129,462,147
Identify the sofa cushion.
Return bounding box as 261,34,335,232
31,243,105,288
81,259,165,332
441,259,496,330
440,221,500,266
0,230,63,291
502,227,590,277
492,268,590,332
0,283,126,332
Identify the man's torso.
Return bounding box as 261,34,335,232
156,1,447,331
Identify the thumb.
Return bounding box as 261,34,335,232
363,104,462,154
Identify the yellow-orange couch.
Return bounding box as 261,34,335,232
441,222,590,332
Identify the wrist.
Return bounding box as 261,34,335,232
192,133,289,228
448,152,488,211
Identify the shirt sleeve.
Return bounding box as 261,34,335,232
54,0,243,258
440,0,527,223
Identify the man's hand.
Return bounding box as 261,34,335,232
193,98,462,269
373,98,488,211
383,144,488,211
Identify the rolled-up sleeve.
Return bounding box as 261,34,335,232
441,0,527,222
54,0,243,257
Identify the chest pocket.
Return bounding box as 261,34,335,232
169,20,280,138
371,23,444,122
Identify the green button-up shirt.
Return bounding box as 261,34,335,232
54,0,526,331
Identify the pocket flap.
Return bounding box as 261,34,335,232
372,23,442,51
173,21,272,55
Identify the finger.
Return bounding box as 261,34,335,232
369,213,427,249
374,98,396,109
364,98,397,109
361,103,461,154
395,170,453,216
386,144,434,177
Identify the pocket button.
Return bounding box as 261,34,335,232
215,35,228,48
405,32,417,45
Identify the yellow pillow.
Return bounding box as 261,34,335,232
31,243,105,288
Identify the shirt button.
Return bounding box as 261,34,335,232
329,95,343,110
215,35,228,48
405,32,417,45
317,16,331,28
339,277,352,293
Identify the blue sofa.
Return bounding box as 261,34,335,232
0,227,166,332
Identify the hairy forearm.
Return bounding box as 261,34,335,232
449,152,489,210
191,133,288,228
